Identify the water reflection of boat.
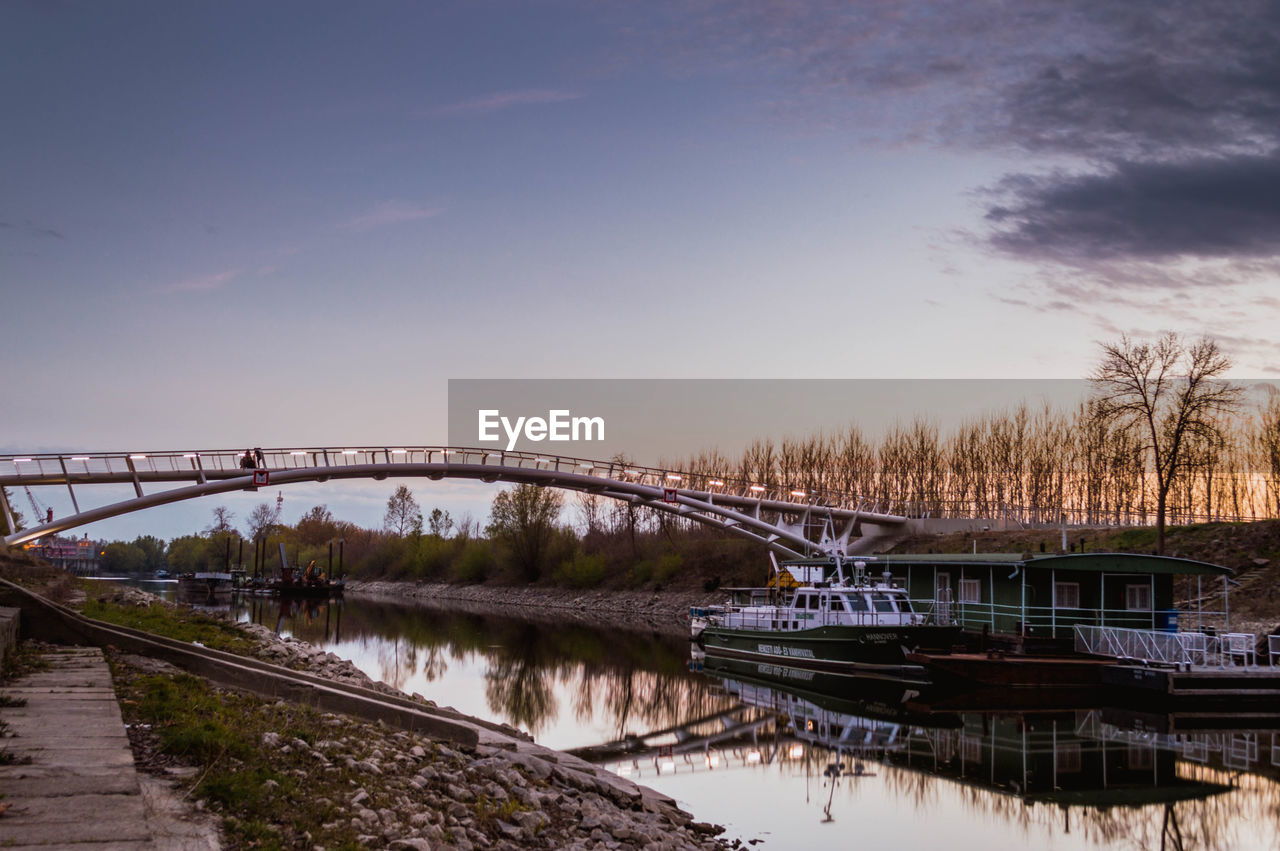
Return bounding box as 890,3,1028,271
693,559,961,681
590,656,1237,821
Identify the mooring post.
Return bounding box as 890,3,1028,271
339,538,345,581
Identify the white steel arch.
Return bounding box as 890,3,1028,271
0,447,910,556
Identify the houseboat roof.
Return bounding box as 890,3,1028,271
787,552,1232,576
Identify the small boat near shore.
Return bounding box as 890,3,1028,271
692,557,961,681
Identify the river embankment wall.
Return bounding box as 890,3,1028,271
343,580,727,639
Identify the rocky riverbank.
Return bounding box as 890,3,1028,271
89,583,735,849
344,580,727,639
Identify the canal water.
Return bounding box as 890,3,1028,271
103,579,1280,849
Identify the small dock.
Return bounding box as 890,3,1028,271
1103,664,1280,701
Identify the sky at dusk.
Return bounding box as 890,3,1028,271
4,1,1280,539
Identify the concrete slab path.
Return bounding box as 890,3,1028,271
0,646,219,849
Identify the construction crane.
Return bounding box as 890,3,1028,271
24,486,52,526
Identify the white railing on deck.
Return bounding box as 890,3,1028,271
1074,624,1260,668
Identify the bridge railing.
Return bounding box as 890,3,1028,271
1,447,892,515
7,447,1280,527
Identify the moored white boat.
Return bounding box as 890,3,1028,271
693,558,961,681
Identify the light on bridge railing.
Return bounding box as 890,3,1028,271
665,473,682,481
71,456,90,461
130,454,147,460
746,750,762,764
342,450,359,455
708,480,724,487
290,451,308,456
391,449,407,455
579,463,593,469
788,744,805,759
749,485,766,492
790,490,806,498
182,453,198,459
12,458,31,463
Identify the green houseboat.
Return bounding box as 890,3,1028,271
780,552,1235,649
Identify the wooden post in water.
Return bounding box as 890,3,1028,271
338,538,345,581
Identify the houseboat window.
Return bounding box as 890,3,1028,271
871,593,897,613
807,594,821,610
1054,582,1080,609
794,593,811,610
959,578,981,603
829,595,846,611
899,596,916,614
847,594,870,612
1125,584,1152,611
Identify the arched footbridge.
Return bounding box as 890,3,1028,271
0,446,932,557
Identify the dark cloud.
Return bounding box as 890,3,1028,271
985,155,1280,263
658,1,1280,271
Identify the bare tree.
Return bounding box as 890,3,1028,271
205,505,235,534
246,502,280,541
1090,333,1243,554
383,485,423,537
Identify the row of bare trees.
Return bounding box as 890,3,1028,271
649,340,1280,551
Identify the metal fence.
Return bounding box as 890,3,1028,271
1074,624,1261,668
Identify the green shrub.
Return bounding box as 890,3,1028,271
654,553,683,583
630,559,654,585
415,535,453,578
452,540,492,583
553,552,607,588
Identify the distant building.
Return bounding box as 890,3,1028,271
24,534,101,575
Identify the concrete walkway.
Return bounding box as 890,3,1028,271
0,646,218,849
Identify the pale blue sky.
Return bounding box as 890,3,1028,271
4,1,1279,539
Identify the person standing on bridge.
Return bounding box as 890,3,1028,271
240,449,256,470
254,447,265,468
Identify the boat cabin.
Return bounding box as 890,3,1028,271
784,553,1234,642
718,582,923,631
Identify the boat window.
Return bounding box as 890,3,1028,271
898,596,916,614
829,595,846,611
807,594,820,610
872,593,897,612
847,594,869,612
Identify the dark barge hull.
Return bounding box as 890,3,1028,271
906,651,1114,688
700,624,961,684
